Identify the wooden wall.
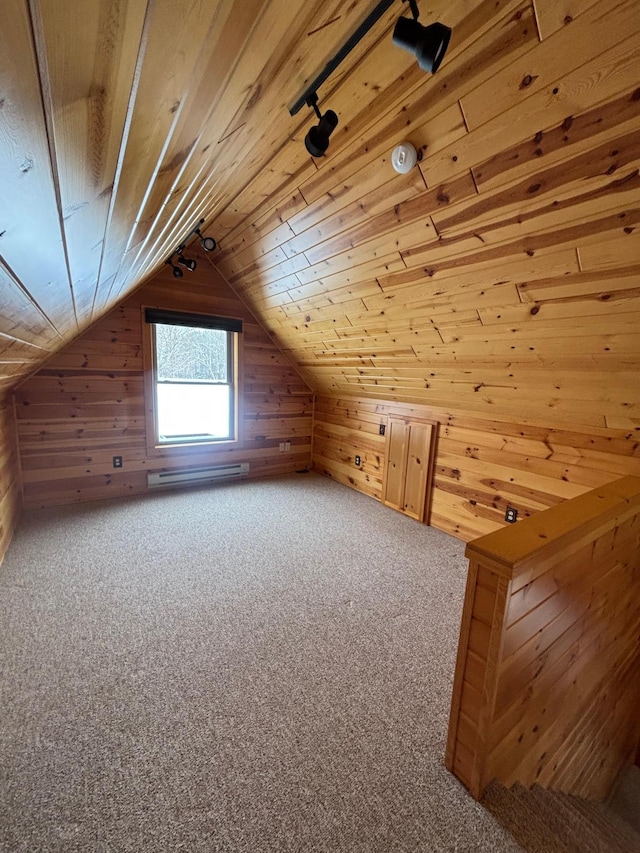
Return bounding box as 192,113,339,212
0,394,22,565
3,0,639,540
446,476,640,800
212,0,640,443
14,252,313,509
312,394,640,541
2,0,406,387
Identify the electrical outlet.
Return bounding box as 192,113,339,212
113,456,123,469
355,455,361,466
379,423,386,436
285,441,291,451
505,506,518,523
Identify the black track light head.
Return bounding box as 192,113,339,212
305,107,339,158
177,254,197,272
166,259,183,278
393,18,451,73
194,228,216,252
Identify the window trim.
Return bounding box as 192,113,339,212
142,306,243,455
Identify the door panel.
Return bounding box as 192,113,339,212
384,419,409,511
403,423,433,521
382,417,437,523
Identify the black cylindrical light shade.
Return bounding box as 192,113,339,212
305,109,339,157
178,255,197,271
392,19,451,73
201,236,216,252
172,264,183,278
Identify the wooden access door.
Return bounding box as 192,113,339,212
382,418,436,522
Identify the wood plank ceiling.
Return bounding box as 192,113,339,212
1,0,639,432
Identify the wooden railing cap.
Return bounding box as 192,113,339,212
464,476,640,579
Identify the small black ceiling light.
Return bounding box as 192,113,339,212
177,254,197,272
304,93,339,158
289,0,452,127
393,0,451,73
164,219,217,277
194,226,216,252
166,258,183,279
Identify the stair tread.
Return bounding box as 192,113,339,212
482,781,640,853
558,789,640,849
609,766,640,835
482,782,575,853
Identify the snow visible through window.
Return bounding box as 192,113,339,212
154,324,232,441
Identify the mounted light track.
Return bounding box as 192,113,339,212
177,254,197,272
304,93,339,157
165,258,183,279
194,224,216,252
392,1,451,72
289,0,451,157
164,218,217,278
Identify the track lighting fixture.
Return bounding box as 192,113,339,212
166,259,183,279
304,93,339,158
177,254,197,272
194,227,216,252
289,0,451,157
393,0,451,73
164,218,218,280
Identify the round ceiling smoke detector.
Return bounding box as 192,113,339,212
391,142,418,174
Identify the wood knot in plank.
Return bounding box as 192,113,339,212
520,74,538,89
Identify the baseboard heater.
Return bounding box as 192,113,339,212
147,462,249,488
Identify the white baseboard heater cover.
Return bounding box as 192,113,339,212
147,462,249,488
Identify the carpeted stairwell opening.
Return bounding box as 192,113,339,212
482,775,640,853
0,473,523,852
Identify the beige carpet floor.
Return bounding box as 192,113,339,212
0,472,523,852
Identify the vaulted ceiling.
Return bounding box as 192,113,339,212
1,0,639,430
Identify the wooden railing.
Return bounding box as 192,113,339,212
446,476,640,801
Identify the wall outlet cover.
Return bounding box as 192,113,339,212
113,456,123,468
355,455,361,466
505,506,518,523
379,424,386,436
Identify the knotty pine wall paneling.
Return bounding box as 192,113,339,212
3,0,640,540
14,251,313,509
0,394,22,564
312,395,640,541
209,0,640,500
1,0,412,384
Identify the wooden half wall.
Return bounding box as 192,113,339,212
0,393,22,565
312,394,640,541
14,253,313,509
445,476,640,800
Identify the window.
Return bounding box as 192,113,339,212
144,309,242,446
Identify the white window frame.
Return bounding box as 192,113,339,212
142,307,242,453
